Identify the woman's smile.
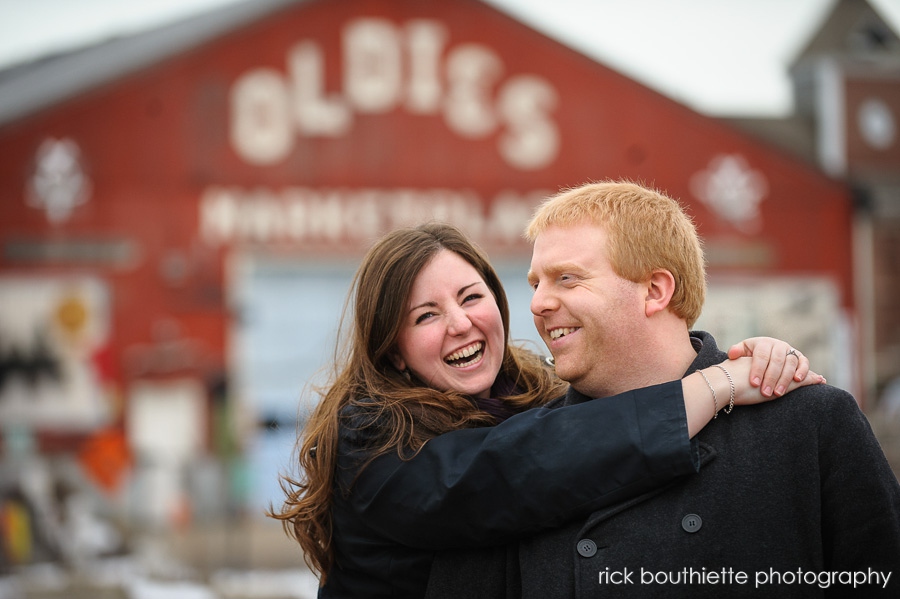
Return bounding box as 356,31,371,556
444,341,485,368
393,250,505,398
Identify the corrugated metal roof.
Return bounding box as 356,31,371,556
0,0,303,127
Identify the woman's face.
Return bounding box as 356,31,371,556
392,250,506,399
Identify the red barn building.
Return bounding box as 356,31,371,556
0,0,857,526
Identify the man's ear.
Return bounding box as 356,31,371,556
645,269,675,318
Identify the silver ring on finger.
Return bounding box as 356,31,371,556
786,347,800,359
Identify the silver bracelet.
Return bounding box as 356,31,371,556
698,370,718,419
713,364,735,414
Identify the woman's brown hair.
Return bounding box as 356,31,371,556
268,223,566,581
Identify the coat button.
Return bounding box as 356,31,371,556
681,513,702,533
576,538,597,557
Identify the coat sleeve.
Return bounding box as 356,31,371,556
818,388,900,593
336,380,697,549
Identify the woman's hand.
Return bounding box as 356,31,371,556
727,337,824,398
682,338,825,436
714,356,825,409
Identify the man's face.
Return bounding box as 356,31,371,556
528,221,647,397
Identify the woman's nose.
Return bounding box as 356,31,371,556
447,306,472,335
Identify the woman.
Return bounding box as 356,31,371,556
269,223,821,598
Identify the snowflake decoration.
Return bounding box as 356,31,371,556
26,138,92,224
690,154,767,233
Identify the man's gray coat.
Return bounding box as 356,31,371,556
426,332,900,598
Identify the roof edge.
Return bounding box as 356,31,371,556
0,0,302,127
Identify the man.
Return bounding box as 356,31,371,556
426,181,900,597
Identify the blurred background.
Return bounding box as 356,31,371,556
0,0,899,597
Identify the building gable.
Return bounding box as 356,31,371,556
0,0,855,400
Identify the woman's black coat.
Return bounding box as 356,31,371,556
319,380,697,598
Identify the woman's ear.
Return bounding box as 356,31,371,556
645,269,675,318
389,352,406,372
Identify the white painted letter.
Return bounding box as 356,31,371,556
497,75,559,170
289,42,352,136
230,69,293,164
444,44,502,138
200,187,240,245
405,20,447,113
344,18,402,113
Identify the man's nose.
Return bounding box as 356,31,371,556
530,284,556,316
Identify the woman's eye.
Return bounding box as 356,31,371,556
415,312,434,325
463,293,482,303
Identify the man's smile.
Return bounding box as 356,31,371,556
549,327,579,340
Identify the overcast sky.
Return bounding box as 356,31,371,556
1,0,899,116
